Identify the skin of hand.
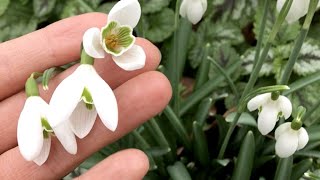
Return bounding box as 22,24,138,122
0,13,172,179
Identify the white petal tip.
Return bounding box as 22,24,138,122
83,27,105,59
112,45,146,71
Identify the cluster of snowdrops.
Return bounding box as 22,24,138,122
17,0,314,166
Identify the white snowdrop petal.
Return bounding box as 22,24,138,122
49,69,84,128
201,0,207,11
247,93,271,111
17,97,44,161
87,70,118,132
69,101,98,139
52,122,77,154
179,0,188,18
275,122,291,140
83,27,105,59
187,0,206,24
257,106,279,135
275,130,299,158
297,127,309,150
277,95,292,119
33,137,51,166
277,0,309,24
108,0,141,28
112,44,146,71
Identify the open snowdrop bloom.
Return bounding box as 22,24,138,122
17,75,77,165
83,0,146,71
50,51,118,139
275,122,309,158
247,92,292,135
277,0,320,24
180,0,207,24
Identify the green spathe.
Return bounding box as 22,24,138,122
101,21,135,56
25,76,39,97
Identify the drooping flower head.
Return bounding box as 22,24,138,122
17,75,77,165
277,0,320,24
180,0,207,24
247,93,292,135
275,122,309,158
50,51,118,139
83,0,146,71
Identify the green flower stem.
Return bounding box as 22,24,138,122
164,106,192,151
194,44,210,90
280,0,319,85
170,0,182,114
180,60,241,117
208,57,239,101
144,118,175,161
80,49,94,65
252,0,269,69
283,71,320,95
25,74,40,97
218,0,294,159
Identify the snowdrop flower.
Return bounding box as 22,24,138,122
83,0,146,71
247,93,292,135
277,0,320,24
275,122,309,158
18,76,77,165
50,52,118,139
180,0,207,24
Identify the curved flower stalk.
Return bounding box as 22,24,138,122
83,0,146,71
275,122,309,158
180,0,207,24
50,53,118,139
247,93,292,135
17,75,77,165
277,0,320,23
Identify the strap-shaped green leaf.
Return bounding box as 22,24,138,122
231,131,255,180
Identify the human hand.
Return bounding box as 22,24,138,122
0,13,171,179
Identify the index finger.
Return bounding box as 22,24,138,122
0,13,107,100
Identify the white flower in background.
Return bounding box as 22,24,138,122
83,0,146,71
275,122,309,158
247,93,292,135
17,96,77,165
50,64,118,139
180,0,207,24
277,0,320,24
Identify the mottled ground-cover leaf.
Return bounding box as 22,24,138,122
144,8,175,43
0,1,37,42
142,0,170,14
0,0,10,16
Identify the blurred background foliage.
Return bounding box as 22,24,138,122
2,0,320,179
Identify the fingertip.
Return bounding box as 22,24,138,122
136,38,161,70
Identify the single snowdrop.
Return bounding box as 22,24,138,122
83,0,146,71
50,51,118,139
180,0,207,24
277,0,320,24
247,92,292,135
17,75,77,165
275,122,308,158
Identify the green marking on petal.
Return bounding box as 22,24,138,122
81,87,94,110
43,130,49,139
101,21,135,56
41,117,53,133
